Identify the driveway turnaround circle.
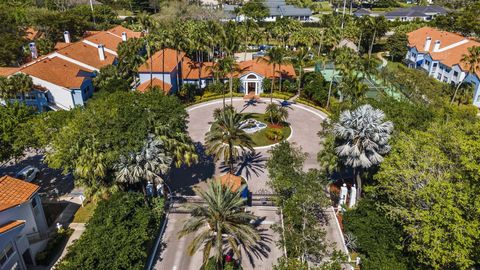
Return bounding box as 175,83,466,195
185,97,327,193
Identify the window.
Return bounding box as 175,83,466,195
247,74,257,79
443,76,448,82
437,74,442,80
453,71,458,78
0,243,14,267
424,60,430,67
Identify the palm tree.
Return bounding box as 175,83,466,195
265,103,289,125
333,105,393,201
292,47,310,97
0,73,33,101
115,135,173,202
216,56,241,107
178,180,260,270
258,47,288,103
172,22,191,91
451,46,480,105
205,109,254,173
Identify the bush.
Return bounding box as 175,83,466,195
56,192,164,270
343,199,413,270
265,128,284,141
202,257,242,270
35,228,73,266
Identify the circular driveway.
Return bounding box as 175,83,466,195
169,98,327,194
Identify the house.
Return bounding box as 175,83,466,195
384,5,446,22
405,27,480,107
136,49,297,96
237,58,296,95
0,25,141,111
0,176,48,270
353,8,372,18
223,0,312,22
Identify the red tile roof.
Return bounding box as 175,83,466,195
0,67,20,77
56,41,116,69
218,173,243,192
21,57,93,89
0,176,39,212
138,49,185,73
238,58,297,79
408,27,480,76
0,220,25,234
83,26,142,52
182,59,214,79
137,77,172,93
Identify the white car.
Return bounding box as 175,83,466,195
15,166,39,182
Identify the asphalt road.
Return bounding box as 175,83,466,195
154,204,282,270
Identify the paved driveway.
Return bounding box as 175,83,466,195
167,98,327,195
0,150,76,199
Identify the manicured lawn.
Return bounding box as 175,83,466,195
245,113,291,147
72,202,96,223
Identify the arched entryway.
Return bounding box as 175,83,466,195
241,73,263,96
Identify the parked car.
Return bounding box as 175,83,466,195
15,166,39,182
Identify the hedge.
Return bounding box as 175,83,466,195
56,192,164,270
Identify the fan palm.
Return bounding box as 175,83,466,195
265,103,289,125
258,47,288,103
178,180,260,270
115,135,173,202
333,105,393,201
205,109,254,173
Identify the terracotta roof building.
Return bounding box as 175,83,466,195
0,176,40,212
405,26,480,107
137,77,172,93
0,175,49,269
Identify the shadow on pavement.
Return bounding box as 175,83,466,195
167,143,215,196
242,227,273,268
218,151,266,181
0,153,74,198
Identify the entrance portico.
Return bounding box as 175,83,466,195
240,72,263,96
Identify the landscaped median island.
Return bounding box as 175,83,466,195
241,113,291,147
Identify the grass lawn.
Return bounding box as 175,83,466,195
246,113,291,147
72,202,97,223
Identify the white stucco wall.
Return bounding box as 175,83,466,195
29,76,74,110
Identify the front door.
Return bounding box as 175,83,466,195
247,82,256,95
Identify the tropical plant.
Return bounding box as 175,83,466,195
178,180,260,270
451,46,480,104
258,47,289,103
205,109,254,173
332,105,393,200
0,73,33,100
265,103,289,125
115,135,173,202
292,47,310,96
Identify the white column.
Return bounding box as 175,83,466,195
349,185,357,208
339,183,348,206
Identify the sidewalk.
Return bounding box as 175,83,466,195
51,223,86,269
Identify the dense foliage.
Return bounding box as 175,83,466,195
0,102,35,162
267,142,342,268
57,192,164,270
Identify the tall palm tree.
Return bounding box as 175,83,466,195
333,105,393,201
205,109,254,173
115,135,173,202
216,56,241,107
258,47,288,103
451,46,480,105
172,22,191,91
178,180,260,270
292,47,310,97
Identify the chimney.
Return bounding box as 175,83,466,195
433,40,441,52
121,32,127,42
64,31,71,43
424,37,432,51
97,44,105,61
29,42,38,59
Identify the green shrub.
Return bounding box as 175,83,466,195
343,199,413,270
56,192,164,270
265,128,284,141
